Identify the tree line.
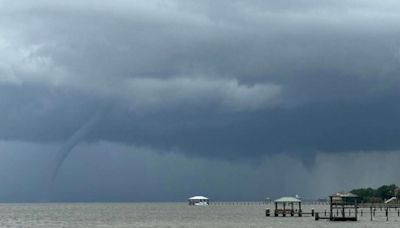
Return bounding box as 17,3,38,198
350,184,399,203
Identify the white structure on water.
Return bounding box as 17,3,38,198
188,196,209,206
385,197,397,204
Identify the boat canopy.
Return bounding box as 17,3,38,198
189,196,209,200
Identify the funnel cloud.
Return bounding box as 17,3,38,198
51,106,108,182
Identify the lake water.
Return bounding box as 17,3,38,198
0,203,399,227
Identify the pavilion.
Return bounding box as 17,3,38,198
274,196,302,217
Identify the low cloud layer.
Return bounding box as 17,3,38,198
1,140,399,202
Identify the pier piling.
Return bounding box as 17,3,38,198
386,208,388,221
315,212,319,221
265,208,270,217
370,207,372,221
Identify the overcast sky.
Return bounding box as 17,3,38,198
1,0,400,202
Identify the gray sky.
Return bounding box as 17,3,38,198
1,0,400,202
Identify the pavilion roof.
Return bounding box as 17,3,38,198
274,196,301,203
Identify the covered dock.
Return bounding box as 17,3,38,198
315,192,360,221
273,196,302,217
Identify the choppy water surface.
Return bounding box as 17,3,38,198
0,203,399,227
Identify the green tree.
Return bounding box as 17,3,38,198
350,184,399,203
376,184,397,200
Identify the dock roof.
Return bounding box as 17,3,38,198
330,192,359,198
274,196,301,203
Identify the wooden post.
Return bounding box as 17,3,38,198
283,203,286,217
355,199,358,221
342,202,345,218
299,202,302,217
370,207,373,221
315,212,319,221
386,208,388,221
311,208,314,217
329,196,333,220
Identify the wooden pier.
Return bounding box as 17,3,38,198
314,192,360,221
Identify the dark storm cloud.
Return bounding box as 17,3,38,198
1,141,399,201
92,96,400,161
1,0,400,160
